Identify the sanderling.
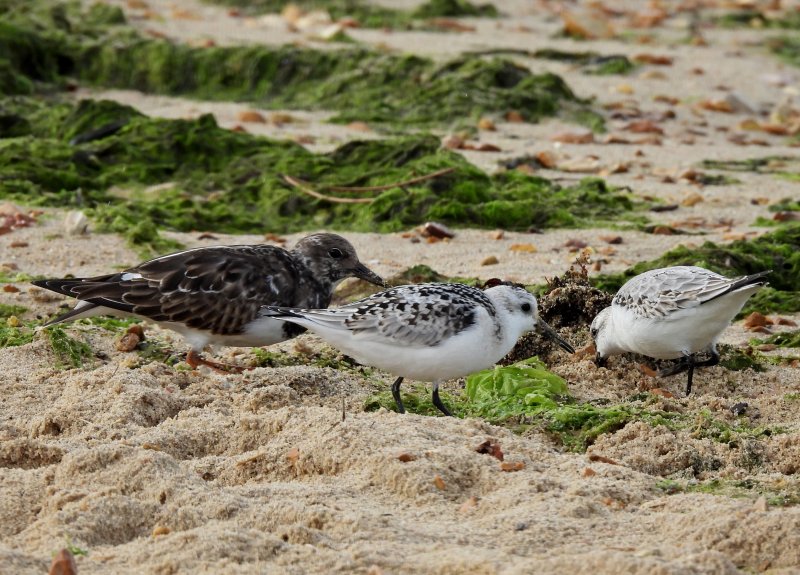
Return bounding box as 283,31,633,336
591,266,770,395
32,233,384,371
262,281,575,416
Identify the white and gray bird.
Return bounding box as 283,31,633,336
591,265,770,395
32,233,384,371
263,281,575,416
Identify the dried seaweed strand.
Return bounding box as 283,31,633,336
327,167,456,192
282,175,375,204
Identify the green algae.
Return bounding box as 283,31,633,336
531,49,635,75
0,324,34,348
754,330,800,348
690,409,780,446
390,264,451,286
199,0,496,25
81,316,140,331
253,345,376,376
0,271,41,283
64,538,89,558
412,0,497,18
718,344,766,372
754,197,800,227
0,96,74,138
364,384,467,418
0,312,36,354
136,339,182,367
365,357,681,450
0,0,128,95
0,303,26,319
0,22,64,94
0,0,595,129
46,325,92,368
0,98,637,236
95,215,184,258
700,156,800,174
770,198,800,212
78,43,583,127
701,156,800,177
656,478,800,507
463,359,681,450
716,10,800,30
593,225,800,315
691,173,741,186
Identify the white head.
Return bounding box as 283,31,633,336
484,284,540,339
590,306,619,365
484,283,575,354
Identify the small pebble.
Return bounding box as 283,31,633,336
64,210,90,235
422,221,455,239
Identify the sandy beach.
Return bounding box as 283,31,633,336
2,1,800,573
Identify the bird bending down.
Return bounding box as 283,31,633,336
262,281,575,416
32,233,384,372
591,266,770,395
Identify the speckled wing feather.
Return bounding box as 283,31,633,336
613,266,769,319
39,246,323,335
272,283,496,347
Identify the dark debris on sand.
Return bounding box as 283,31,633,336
504,253,611,364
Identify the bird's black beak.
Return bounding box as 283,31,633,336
594,352,607,368
538,320,575,354
352,263,385,287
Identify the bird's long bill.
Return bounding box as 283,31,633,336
538,319,575,354
352,263,385,287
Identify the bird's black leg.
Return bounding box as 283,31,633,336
684,348,719,396
656,349,709,396
391,376,406,414
431,381,453,417
594,353,607,368
685,354,695,396
694,348,720,368
658,355,691,378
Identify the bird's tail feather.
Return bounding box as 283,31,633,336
261,306,349,331
705,269,771,305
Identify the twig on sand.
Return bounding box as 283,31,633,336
327,167,456,192
282,167,456,203
282,175,375,204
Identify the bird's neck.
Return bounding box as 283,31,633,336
485,298,520,353
294,265,335,308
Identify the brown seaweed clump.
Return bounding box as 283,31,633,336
539,251,613,329
504,252,611,363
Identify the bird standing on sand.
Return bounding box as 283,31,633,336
263,281,575,416
32,233,384,371
591,266,770,395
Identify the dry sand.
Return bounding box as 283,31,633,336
3,1,800,573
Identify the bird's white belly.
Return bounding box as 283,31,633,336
161,316,290,350
615,292,754,359
318,325,507,382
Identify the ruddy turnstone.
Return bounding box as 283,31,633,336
263,281,575,416
591,266,770,395
32,233,384,371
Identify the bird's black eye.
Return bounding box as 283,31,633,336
328,248,344,259
591,327,598,338
521,303,532,312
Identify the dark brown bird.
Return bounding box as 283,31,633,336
32,233,384,371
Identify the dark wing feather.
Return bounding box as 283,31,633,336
614,266,770,319
279,284,489,347
36,245,318,335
